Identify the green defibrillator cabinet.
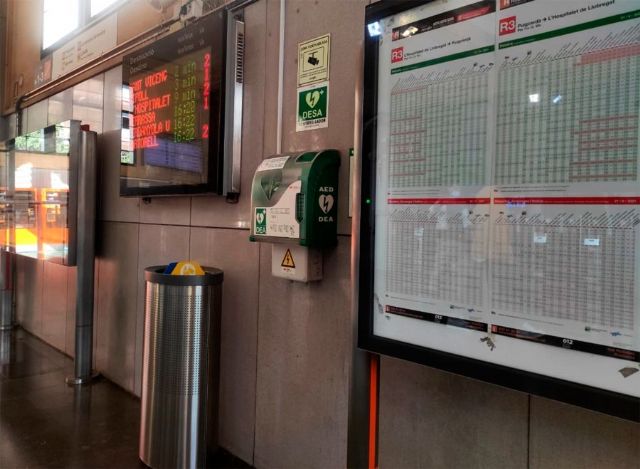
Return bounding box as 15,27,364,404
250,150,340,247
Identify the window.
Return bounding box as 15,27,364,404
42,0,122,51
42,0,80,50
91,0,120,17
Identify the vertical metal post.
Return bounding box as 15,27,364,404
347,17,372,469
67,129,97,385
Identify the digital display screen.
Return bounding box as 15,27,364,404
121,11,226,196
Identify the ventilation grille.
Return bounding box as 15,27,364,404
235,31,245,84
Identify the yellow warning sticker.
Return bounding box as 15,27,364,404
281,249,296,268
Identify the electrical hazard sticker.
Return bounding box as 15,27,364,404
281,249,296,269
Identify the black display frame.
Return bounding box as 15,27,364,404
357,0,640,422
120,11,227,197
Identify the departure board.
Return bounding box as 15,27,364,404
121,11,226,196
360,0,640,421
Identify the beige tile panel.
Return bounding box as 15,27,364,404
254,236,352,469
189,227,260,465
25,99,49,133
139,197,191,226
191,0,268,230
41,261,69,352
529,396,640,469
116,1,168,44
102,65,122,134
97,130,140,223
378,356,528,469
280,0,367,236
95,221,139,391
15,255,44,338
133,223,191,396
262,0,282,158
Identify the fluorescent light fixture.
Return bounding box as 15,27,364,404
402,26,418,37
552,95,562,104
528,93,540,103
367,22,382,37
584,238,600,246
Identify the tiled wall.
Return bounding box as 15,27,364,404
13,1,361,466
10,1,640,468
378,356,640,469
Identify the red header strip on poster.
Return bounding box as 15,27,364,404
494,196,640,205
387,198,491,205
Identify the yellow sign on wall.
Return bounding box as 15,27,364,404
297,34,330,87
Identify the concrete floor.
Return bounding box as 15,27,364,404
0,328,250,469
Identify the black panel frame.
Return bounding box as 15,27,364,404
120,11,227,197
357,0,640,422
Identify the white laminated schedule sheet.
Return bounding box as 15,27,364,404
372,0,640,398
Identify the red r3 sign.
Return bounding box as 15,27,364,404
391,47,404,63
499,16,516,35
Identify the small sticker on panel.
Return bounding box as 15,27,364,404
281,249,296,269
257,156,290,172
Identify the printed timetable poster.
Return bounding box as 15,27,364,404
372,0,640,398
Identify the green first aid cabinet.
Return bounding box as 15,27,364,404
250,150,340,248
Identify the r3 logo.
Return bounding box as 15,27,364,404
391,47,404,63
499,16,516,35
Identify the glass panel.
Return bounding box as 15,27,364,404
48,89,73,126
42,0,79,49
0,141,10,248
10,121,73,263
73,75,104,134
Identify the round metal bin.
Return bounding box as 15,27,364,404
139,266,223,469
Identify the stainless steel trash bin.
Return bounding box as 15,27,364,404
139,266,223,469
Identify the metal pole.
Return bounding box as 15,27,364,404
67,129,97,385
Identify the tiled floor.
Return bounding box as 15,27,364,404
0,328,250,469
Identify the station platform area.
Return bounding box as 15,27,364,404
0,329,249,469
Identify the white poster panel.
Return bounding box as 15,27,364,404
372,0,640,398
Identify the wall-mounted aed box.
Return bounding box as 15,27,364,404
250,150,340,281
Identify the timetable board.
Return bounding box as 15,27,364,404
120,11,226,197
360,0,640,420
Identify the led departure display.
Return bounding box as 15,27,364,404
121,11,226,196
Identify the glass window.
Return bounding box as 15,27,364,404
42,0,80,49
91,0,120,17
